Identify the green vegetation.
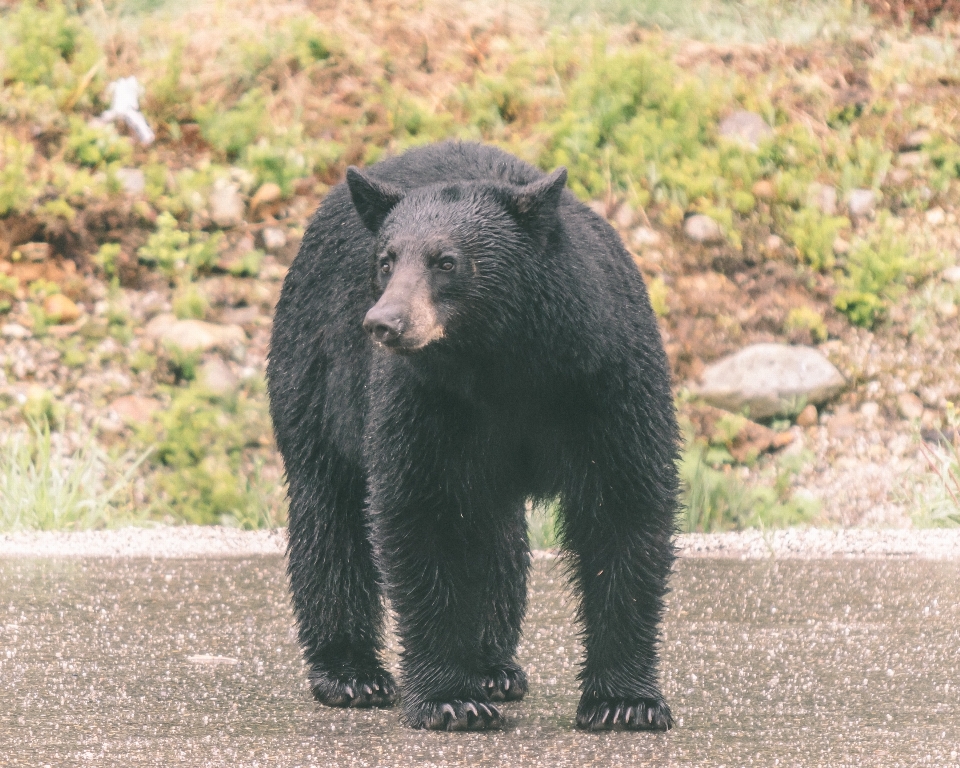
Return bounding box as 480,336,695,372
527,499,560,550
0,420,148,531
680,440,819,532
134,381,287,529
833,215,935,327
137,212,221,280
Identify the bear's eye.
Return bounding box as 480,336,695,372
437,258,455,272
379,259,392,274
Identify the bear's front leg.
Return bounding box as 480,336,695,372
373,500,530,731
560,437,678,732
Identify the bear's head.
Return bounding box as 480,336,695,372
346,165,567,354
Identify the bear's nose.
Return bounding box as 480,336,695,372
363,307,403,344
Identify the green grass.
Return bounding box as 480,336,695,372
679,441,819,532
527,499,560,550
0,421,149,532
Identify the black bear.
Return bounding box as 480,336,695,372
267,142,678,732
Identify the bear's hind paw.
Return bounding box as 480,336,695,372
576,696,673,732
308,668,397,708
481,666,528,702
414,700,505,731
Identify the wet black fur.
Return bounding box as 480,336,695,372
267,142,679,731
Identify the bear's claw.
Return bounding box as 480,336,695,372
415,699,505,731
308,668,397,708
481,666,528,702
576,696,673,731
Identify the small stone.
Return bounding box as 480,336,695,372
115,168,146,196
899,128,931,152
16,242,51,262
895,83,914,97
827,410,857,440
145,313,246,353
897,151,925,168
261,226,287,252
752,179,775,200
683,214,724,245
896,392,924,421
718,110,773,150
795,403,818,427
198,356,238,394
613,204,635,229
925,207,946,226
43,294,81,324
209,179,245,229
1,323,30,339
219,306,260,326
888,168,912,185
250,182,283,213
698,343,846,420
771,431,795,449
847,188,877,220
860,401,880,421
108,395,160,424
833,236,850,255
764,234,783,254
808,183,837,216
937,302,958,319
631,227,661,249
942,266,960,284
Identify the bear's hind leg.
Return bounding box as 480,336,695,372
286,453,395,708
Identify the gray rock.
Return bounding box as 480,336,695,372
261,226,287,252
698,343,846,419
115,168,145,196
145,314,245,353
718,110,773,150
209,179,245,229
198,356,238,394
847,188,877,220
684,214,724,244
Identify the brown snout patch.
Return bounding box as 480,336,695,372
401,291,444,349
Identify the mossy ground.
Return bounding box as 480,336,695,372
1,0,960,532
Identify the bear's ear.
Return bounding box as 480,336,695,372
508,167,567,221
346,167,405,233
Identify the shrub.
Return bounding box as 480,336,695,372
137,212,221,280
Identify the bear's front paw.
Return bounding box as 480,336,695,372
413,700,505,731
308,668,397,708
576,696,673,732
481,665,528,702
